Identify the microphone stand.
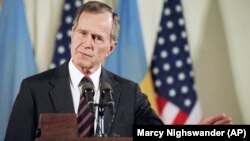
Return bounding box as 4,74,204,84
95,101,107,137
95,82,116,137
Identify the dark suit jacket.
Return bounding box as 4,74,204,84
4,62,163,141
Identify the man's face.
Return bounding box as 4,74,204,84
71,11,116,73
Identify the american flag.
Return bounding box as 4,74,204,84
150,0,202,124
50,0,82,68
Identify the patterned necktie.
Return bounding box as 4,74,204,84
77,77,95,137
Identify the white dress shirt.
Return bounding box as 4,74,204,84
68,59,101,134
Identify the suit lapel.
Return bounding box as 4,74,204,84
49,62,75,113
48,65,121,133
100,67,121,134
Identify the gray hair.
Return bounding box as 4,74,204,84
73,1,120,41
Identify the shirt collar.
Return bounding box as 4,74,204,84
69,59,101,90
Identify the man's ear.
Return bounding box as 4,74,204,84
106,41,118,56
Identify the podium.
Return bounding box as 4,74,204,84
35,113,132,141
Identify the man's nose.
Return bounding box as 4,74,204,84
83,35,93,49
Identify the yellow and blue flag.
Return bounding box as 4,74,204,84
105,0,147,83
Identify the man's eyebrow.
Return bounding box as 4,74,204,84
77,28,86,32
92,33,103,38
76,28,104,38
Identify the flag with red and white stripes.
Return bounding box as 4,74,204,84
150,0,202,124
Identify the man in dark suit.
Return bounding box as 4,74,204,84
5,1,232,141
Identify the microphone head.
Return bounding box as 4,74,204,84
82,82,94,96
82,82,94,91
100,82,113,92
100,82,115,115
81,82,95,113
100,82,113,101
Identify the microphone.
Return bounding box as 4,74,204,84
82,82,95,113
100,82,115,115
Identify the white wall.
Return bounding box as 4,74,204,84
182,0,243,124
219,0,250,124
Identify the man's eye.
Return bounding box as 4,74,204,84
96,36,102,41
80,31,86,35
93,35,102,41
